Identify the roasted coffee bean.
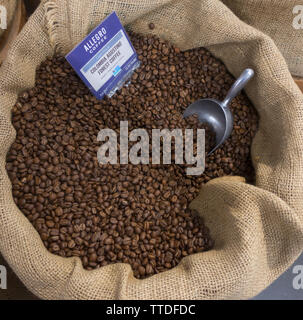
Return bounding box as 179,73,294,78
6,33,258,279
148,23,155,30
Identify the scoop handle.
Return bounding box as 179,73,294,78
221,68,254,108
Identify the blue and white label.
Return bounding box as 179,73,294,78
66,12,140,100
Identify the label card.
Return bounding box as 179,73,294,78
66,12,140,100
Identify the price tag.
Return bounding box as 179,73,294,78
66,12,140,100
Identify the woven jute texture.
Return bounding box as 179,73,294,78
0,0,303,300
222,0,303,77
0,0,17,38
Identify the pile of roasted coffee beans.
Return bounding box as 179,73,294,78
6,33,258,279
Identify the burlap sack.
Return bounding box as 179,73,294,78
222,0,303,77
0,0,17,38
0,0,303,300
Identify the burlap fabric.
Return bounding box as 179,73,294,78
0,0,17,38
222,0,303,77
0,0,303,300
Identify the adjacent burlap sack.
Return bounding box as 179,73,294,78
222,0,303,77
0,0,17,38
0,0,303,300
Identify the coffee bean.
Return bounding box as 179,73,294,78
46,220,55,228
89,253,97,263
6,32,258,280
148,23,155,30
146,264,153,274
138,266,146,276
55,207,63,216
68,240,76,249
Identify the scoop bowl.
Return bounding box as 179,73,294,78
183,68,255,155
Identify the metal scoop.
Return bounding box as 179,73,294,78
183,68,255,155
